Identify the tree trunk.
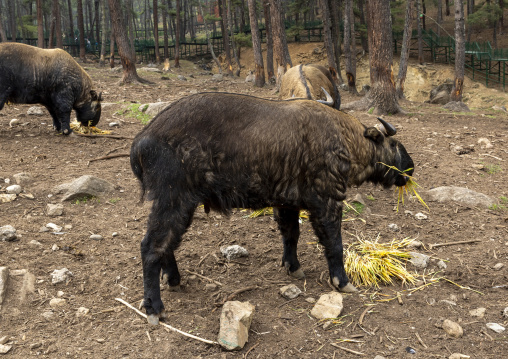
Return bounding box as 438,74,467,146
319,0,337,77
219,0,233,75
247,0,264,87
364,0,400,115
8,0,16,42
175,0,181,67
422,0,426,29
77,0,86,60
358,0,368,53
499,0,504,33
108,0,151,84
228,0,241,75
0,3,7,42
127,0,135,60
154,0,161,63
109,27,115,68
99,0,108,66
269,0,291,89
344,0,357,94
445,0,450,16
162,2,169,63
68,0,75,42
49,0,56,48
198,0,221,73
329,0,344,84
263,0,274,81
397,0,414,99
37,0,44,47
437,0,443,37
451,0,465,102
55,0,63,48
416,0,424,64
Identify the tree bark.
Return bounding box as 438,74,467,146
437,0,443,37
108,0,151,84
55,0,63,48
319,0,337,77
100,0,108,66
247,0,264,87
68,0,75,42
37,0,44,47
329,0,344,84
451,0,465,102
77,0,86,60
344,0,358,94
397,0,414,99
228,0,241,75
154,0,161,63
8,0,16,42
175,0,181,67
358,0,368,53
416,0,424,64
109,27,115,68
198,0,221,73
269,0,291,89
445,0,450,16
263,0,274,81
0,3,7,42
218,0,233,75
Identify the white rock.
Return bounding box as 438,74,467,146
503,307,508,318
46,223,63,232
112,232,119,237
76,307,90,317
310,292,343,320
415,212,428,220
27,106,45,116
0,267,8,308
486,323,505,333
387,223,400,232
0,344,12,354
493,262,504,271
0,225,17,241
9,118,19,127
220,245,249,260
437,260,447,269
0,194,16,203
49,298,66,307
449,354,470,359
279,284,302,299
42,311,55,320
90,234,103,241
0,337,7,345
29,240,42,246
477,137,493,149
426,186,495,208
13,172,33,186
442,319,463,338
47,203,64,217
6,185,22,195
469,307,486,318
50,268,73,284
51,244,59,251
407,240,423,249
109,122,120,127
218,301,255,350
409,252,430,269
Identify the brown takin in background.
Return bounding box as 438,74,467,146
130,92,414,325
0,42,102,135
279,63,341,110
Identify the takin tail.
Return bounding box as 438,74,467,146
130,136,157,202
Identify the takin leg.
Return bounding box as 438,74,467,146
50,93,74,135
274,208,305,279
309,203,357,293
0,86,13,111
141,199,196,325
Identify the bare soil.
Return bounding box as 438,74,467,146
1,44,508,358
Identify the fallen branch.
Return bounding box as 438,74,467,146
330,343,365,356
358,306,371,326
115,298,219,345
88,153,130,164
430,239,482,249
75,133,134,140
184,269,223,286
415,332,428,349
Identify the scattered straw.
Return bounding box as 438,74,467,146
345,234,417,288
70,119,112,135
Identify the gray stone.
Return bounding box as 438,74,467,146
426,186,495,208
429,80,453,103
204,283,218,291
407,240,423,249
279,284,302,299
49,298,66,308
310,292,343,320
177,75,187,81
492,105,507,112
351,193,366,206
437,260,447,270
305,297,316,304
245,72,255,83
469,307,486,318
27,106,45,116
212,74,224,82
503,307,508,318
430,90,451,105
414,212,428,220
218,301,255,350
29,240,42,246
13,172,33,186
144,102,171,116
140,67,162,73
90,234,103,241
409,252,430,269
58,175,116,202
220,245,249,260
493,262,504,271
46,223,63,232
0,267,8,309
47,203,64,217
5,185,21,195
50,268,73,284
486,323,505,333
443,101,471,112
76,307,90,317
0,225,17,241
388,223,400,232
442,319,463,338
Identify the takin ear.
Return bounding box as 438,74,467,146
90,90,103,101
364,127,385,144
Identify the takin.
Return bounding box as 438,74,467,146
0,42,102,135
130,92,414,324
279,64,341,110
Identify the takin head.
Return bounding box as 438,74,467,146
363,117,414,188
75,90,102,127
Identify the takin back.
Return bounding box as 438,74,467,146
279,64,341,110
0,42,102,135
130,92,414,324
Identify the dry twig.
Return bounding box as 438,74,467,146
88,153,130,164
330,343,365,356
429,239,482,249
75,133,134,140
184,269,223,286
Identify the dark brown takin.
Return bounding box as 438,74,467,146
130,92,414,325
0,42,102,134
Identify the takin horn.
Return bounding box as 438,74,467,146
377,117,397,136
316,87,334,106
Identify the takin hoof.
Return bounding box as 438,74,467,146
162,273,181,291
332,277,358,293
146,310,167,326
289,268,306,280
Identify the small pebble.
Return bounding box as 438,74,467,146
415,212,428,220
493,263,504,271
486,322,505,333
49,298,66,307
112,232,119,237
437,260,447,269
90,234,103,241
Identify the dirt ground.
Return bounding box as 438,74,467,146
1,44,508,358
